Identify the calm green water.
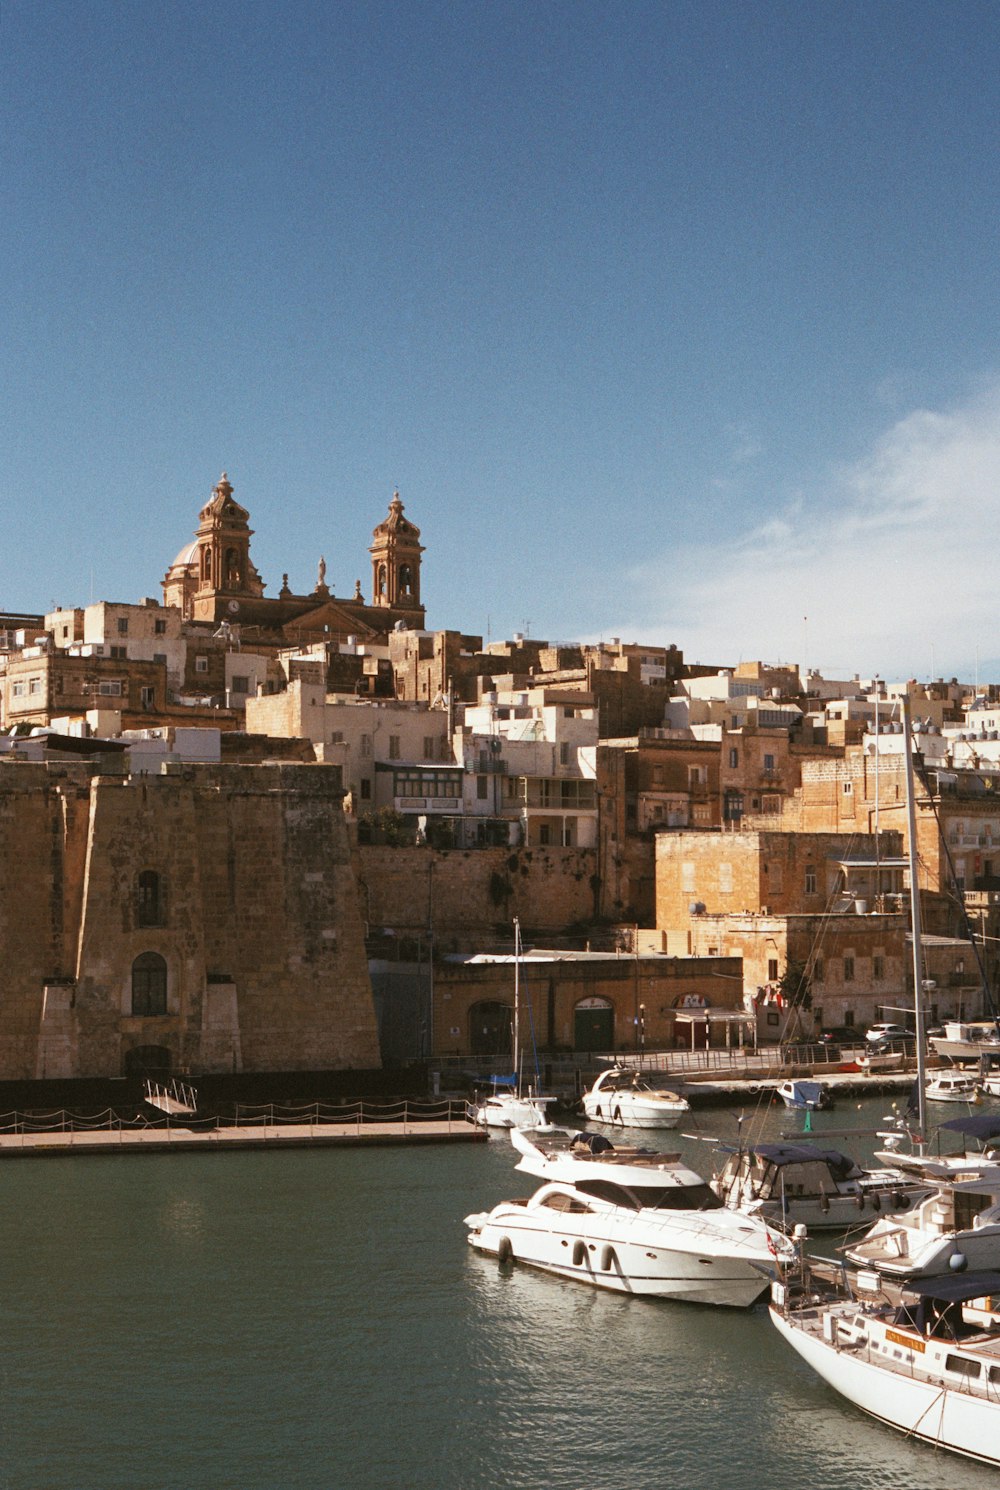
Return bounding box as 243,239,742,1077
1,1098,997,1490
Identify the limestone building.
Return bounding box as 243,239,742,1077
0,756,379,1081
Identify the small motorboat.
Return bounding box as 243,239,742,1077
581,1067,690,1128
926,1072,981,1104
712,1141,930,1234
856,1049,905,1074
777,1079,832,1111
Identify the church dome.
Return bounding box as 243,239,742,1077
167,540,199,574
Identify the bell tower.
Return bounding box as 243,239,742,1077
369,491,423,611
193,473,264,617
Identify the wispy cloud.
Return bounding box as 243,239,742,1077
622,383,1000,680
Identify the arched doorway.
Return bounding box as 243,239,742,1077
123,1044,171,1080
574,996,614,1052
469,1000,512,1058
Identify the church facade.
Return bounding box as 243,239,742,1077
162,473,426,640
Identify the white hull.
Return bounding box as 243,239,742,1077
744,1190,916,1235
580,1068,690,1129
581,1094,686,1129
467,1191,775,1306
847,1224,1000,1279
474,1095,558,1130
926,1080,981,1104
844,1171,1000,1279
770,1305,1000,1466
856,1052,905,1074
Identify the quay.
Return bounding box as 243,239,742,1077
677,1069,920,1106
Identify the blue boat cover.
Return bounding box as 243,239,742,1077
938,1113,1000,1143
748,1143,856,1177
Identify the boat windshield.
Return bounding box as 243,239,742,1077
576,1179,722,1211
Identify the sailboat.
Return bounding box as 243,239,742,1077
765,695,1000,1465
473,918,559,1131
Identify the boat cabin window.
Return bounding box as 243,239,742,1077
577,1180,642,1210
576,1178,721,1211
646,1182,722,1211
989,1365,1000,1386
757,1160,837,1199
945,1354,981,1379
540,1192,593,1214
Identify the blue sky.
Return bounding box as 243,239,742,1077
4,0,1000,680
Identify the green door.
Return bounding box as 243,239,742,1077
575,1000,614,1052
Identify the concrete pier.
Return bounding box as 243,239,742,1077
0,1117,486,1158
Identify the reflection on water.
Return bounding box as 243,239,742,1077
0,1097,997,1490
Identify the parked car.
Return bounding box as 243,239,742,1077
820,1026,860,1046
865,1022,910,1045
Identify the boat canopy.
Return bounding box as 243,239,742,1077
749,1143,860,1178
894,1270,1000,1338
902,1269,1000,1304
938,1114,1000,1144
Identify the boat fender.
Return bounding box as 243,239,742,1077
820,1193,830,1214
871,1193,881,1213
895,1193,910,1211
572,1240,587,1267
601,1246,617,1272
497,1237,513,1265
855,1193,865,1211
748,1084,760,1096
612,1108,623,1125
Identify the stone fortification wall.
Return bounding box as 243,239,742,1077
0,760,379,1081
357,843,597,948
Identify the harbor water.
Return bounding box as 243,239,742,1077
4,1095,999,1490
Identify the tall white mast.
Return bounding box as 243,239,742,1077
902,693,928,1145
513,916,521,1091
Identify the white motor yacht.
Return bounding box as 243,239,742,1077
464,1128,794,1307
581,1067,690,1128
770,1263,1000,1467
876,1112,1000,1179
844,1168,1000,1279
711,1141,930,1234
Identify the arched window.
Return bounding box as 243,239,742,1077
132,953,167,1016
225,547,241,586
201,545,212,579
399,563,412,595
136,870,165,928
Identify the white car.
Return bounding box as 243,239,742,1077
865,1022,909,1045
